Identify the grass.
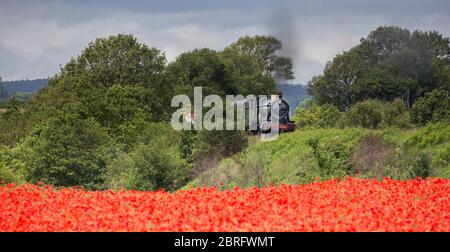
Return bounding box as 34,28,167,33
187,124,450,189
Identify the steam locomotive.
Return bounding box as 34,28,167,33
253,93,296,134
182,92,296,134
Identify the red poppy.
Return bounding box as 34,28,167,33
1,178,449,232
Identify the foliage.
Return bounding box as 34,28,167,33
0,34,169,146
410,89,450,125
293,102,342,129
0,162,23,184
2,31,448,193
308,26,450,110
294,98,411,130
191,125,450,189
167,47,276,97
223,35,294,81
167,48,233,96
192,128,368,188
344,99,384,129
104,123,190,191
177,128,248,177
12,109,113,189
410,153,431,179
221,48,276,95
1,34,277,190
382,99,411,128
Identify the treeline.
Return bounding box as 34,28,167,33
294,90,449,130
0,34,294,189
308,26,450,110
296,26,449,129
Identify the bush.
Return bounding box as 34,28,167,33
411,89,450,126
0,162,23,184
104,123,191,191
345,99,384,129
294,99,411,129
383,99,411,128
15,110,113,189
188,128,247,175
293,102,342,129
405,123,449,177
410,153,431,179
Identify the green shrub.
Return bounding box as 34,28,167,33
345,99,384,129
405,123,450,177
102,150,137,190
293,102,342,129
104,123,191,191
0,162,23,184
409,152,431,179
407,122,450,148
383,99,411,128
188,128,247,175
411,89,450,126
15,110,113,189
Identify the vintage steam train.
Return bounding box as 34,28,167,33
181,92,296,134
252,93,296,134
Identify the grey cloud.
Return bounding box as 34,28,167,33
0,0,449,83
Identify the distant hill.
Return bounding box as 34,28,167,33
1,79,48,97
277,83,310,114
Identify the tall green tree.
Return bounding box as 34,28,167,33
308,26,450,110
167,48,233,97
2,34,169,145
224,35,294,81
14,107,113,189
167,48,250,174
220,48,276,95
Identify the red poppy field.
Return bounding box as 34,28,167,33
1,178,450,232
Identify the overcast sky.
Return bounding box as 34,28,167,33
1,0,450,83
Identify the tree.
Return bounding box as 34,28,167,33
308,51,366,110
220,48,276,95
2,34,169,145
224,35,294,81
410,89,450,125
308,26,450,110
0,158,23,184
15,107,113,189
167,48,233,97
